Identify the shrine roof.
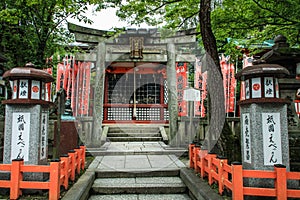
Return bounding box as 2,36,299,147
68,22,197,44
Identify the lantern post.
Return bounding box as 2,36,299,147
236,63,291,187
2,63,54,166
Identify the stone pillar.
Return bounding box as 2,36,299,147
167,42,178,146
236,64,291,188
91,42,106,147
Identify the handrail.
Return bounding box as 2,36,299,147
0,146,86,200
189,144,300,200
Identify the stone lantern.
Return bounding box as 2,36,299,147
2,63,54,165
236,63,291,187
238,64,288,100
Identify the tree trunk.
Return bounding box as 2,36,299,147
199,0,220,73
199,0,225,151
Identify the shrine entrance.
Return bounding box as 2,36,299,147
68,24,198,146
103,62,168,123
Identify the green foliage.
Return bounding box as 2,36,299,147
0,0,92,69
0,97,5,116
97,0,300,54
96,0,200,30
212,0,300,49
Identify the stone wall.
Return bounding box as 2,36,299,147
42,117,93,158
0,116,4,161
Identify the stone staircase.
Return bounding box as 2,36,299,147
89,166,191,200
62,124,225,200
104,125,168,143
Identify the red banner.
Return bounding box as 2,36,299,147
71,62,78,115
194,58,207,117
220,55,236,113
194,58,201,116
56,58,91,117
80,62,91,115
194,55,236,116
56,63,65,92
176,62,188,116
45,68,52,101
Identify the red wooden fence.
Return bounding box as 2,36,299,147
0,145,85,200
189,144,300,200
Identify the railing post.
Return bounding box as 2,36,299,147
232,162,244,200
274,164,287,200
10,159,23,200
194,145,201,173
217,155,227,194
80,145,86,170
49,159,61,200
74,147,82,174
68,150,76,181
207,153,217,185
60,155,70,190
189,143,195,168
200,149,208,178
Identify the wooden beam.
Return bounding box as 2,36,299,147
75,52,195,63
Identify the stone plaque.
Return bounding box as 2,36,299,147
242,113,251,163
11,112,30,161
262,112,282,166
40,112,48,160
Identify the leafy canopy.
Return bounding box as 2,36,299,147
212,0,300,52
97,0,300,55
0,0,96,69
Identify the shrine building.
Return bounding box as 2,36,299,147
66,23,198,146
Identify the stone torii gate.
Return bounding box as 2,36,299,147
68,23,197,147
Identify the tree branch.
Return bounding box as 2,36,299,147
177,10,199,28
149,0,183,13
252,0,299,24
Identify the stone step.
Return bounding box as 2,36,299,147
91,177,187,195
95,168,180,178
86,149,187,156
89,194,191,200
108,127,160,133
107,133,161,137
107,137,163,142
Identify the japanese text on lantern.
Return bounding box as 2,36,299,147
40,113,47,160
242,113,251,163
245,79,250,99
264,77,274,98
19,80,28,99
11,113,30,161
262,113,282,166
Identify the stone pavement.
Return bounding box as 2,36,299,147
62,142,223,200
87,141,187,156
89,154,186,171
